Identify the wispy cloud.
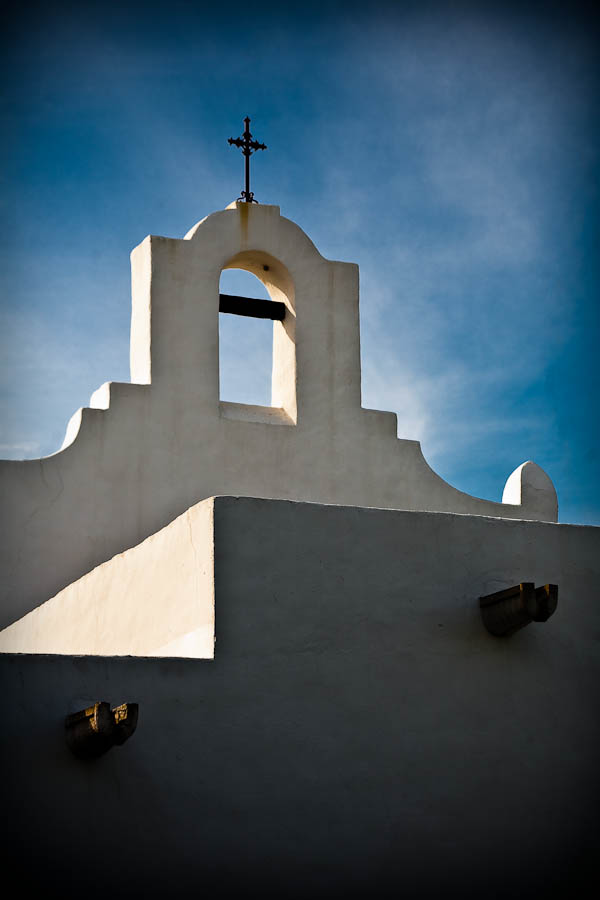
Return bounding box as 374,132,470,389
2,5,597,519
0,440,41,458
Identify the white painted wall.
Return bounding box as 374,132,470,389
0,203,557,627
0,498,215,658
1,497,597,895
1,495,592,660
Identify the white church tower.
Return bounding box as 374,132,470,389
1,200,558,639
0,184,597,896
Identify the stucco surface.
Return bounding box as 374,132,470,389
0,203,557,628
1,498,598,896
0,498,215,657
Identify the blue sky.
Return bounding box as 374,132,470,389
1,1,598,524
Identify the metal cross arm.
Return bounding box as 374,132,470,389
228,116,267,203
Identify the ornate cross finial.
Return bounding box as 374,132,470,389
228,116,267,203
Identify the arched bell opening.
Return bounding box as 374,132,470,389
218,269,272,407
219,251,296,424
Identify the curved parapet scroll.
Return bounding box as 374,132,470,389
502,461,558,523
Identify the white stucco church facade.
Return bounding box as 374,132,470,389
0,202,597,897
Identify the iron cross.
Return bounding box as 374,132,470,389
228,117,267,203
